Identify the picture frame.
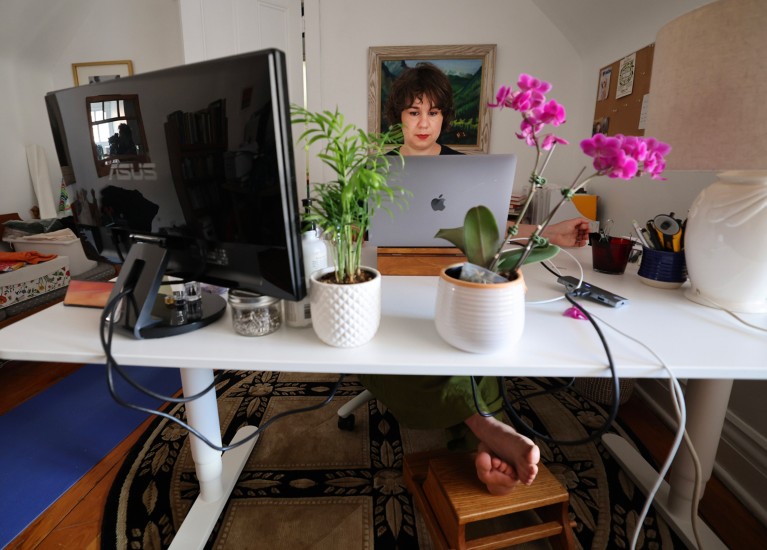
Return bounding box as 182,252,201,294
368,44,496,154
72,60,134,86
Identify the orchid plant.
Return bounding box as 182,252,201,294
436,73,671,282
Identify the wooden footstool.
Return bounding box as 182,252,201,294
404,449,575,550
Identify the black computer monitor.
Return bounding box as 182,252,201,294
45,49,305,338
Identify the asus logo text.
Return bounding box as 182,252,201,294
108,163,157,181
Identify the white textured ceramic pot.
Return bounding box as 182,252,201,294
435,264,526,354
310,266,381,348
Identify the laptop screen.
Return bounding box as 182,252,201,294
368,154,517,247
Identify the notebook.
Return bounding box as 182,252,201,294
368,154,517,247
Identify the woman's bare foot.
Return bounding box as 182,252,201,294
475,443,519,495
464,413,540,489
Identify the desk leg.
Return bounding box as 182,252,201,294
603,378,733,549
169,368,260,550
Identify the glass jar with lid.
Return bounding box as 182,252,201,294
227,290,282,336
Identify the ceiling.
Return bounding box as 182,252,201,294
529,0,716,58
0,0,95,63
0,0,718,66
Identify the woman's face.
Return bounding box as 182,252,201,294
400,96,444,155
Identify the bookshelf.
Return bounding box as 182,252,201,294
164,100,228,240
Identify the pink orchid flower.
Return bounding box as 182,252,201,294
485,73,671,274
517,73,552,95
488,85,514,109
541,134,569,151
531,99,566,126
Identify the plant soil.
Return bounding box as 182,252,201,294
317,269,376,285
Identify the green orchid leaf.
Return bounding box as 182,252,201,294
434,226,466,251
463,206,501,267
495,244,561,271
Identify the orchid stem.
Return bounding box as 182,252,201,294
510,167,592,275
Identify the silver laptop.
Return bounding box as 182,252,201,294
368,154,517,247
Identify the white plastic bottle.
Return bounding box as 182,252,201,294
285,228,328,327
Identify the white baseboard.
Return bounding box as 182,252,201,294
633,380,767,528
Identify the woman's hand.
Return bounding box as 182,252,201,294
541,218,590,248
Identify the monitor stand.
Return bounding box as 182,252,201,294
107,241,226,339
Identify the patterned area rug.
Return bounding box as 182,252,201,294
101,372,682,549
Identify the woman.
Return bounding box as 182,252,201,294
383,62,590,246
360,63,589,495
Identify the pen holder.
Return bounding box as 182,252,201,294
637,247,687,288
589,233,633,274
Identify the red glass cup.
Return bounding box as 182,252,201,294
589,233,633,274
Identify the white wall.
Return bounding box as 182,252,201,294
304,0,587,195
0,0,184,220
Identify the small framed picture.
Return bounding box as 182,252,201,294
72,60,134,86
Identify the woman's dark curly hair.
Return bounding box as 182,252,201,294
384,62,455,133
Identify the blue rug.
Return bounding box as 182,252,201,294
0,363,181,548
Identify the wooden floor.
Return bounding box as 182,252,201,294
2,360,766,549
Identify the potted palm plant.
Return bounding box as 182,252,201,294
434,74,670,353
291,105,409,347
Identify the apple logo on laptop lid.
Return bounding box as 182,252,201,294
430,194,446,211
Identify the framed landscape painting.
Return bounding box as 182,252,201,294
368,44,496,154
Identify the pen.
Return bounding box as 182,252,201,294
645,221,663,249
632,220,651,248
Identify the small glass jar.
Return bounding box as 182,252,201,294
227,290,282,336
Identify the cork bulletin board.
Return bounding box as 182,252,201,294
592,43,654,137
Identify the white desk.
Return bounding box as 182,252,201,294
1,248,764,549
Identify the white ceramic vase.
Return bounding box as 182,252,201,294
683,171,767,312
310,266,381,348
434,264,526,354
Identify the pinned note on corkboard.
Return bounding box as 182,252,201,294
592,44,654,137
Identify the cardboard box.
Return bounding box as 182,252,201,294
0,257,71,310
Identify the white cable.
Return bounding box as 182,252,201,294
512,241,708,546
693,294,767,332
590,312,705,550
522,245,585,305
672,294,765,548
512,238,700,546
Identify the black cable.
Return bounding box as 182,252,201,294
538,258,562,278
99,289,223,403
499,292,621,445
105,363,347,452
504,377,576,406
467,253,621,445
470,375,575,418
470,376,494,417
99,287,346,453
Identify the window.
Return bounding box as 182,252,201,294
87,94,150,177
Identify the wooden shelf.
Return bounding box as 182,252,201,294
377,247,466,276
